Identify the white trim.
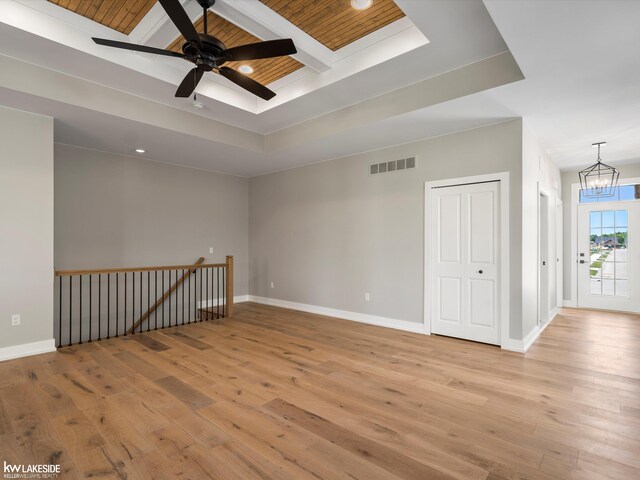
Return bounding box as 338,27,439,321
542,307,559,334
570,176,640,308
503,305,559,353
424,172,510,348
198,295,249,308
0,339,56,362
247,295,427,334
537,185,551,326
570,181,580,307
556,197,564,311
503,325,540,353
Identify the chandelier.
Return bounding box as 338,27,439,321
578,142,619,198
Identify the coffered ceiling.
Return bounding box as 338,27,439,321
45,0,411,91
166,11,302,85
48,0,156,34
261,0,405,51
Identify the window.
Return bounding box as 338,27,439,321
589,210,628,296
580,184,640,203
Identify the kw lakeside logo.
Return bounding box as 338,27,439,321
3,461,60,479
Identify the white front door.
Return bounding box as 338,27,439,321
578,200,640,312
430,181,500,345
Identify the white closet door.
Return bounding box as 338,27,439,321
431,181,500,345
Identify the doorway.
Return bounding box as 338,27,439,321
577,200,640,312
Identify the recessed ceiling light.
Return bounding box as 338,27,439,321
238,65,254,75
351,0,373,10
135,149,145,153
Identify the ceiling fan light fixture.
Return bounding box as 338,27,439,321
238,65,254,74
351,0,373,10
135,148,146,153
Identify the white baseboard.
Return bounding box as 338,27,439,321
502,326,539,353
563,299,577,308
503,306,559,353
198,295,249,309
0,339,56,362
247,295,427,334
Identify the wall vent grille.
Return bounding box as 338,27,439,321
369,157,416,176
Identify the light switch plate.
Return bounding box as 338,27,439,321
11,314,20,326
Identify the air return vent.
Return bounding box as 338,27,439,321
369,157,416,176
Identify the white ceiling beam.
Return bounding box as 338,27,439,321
131,0,200,49
213,0,334,73
132,0,333,74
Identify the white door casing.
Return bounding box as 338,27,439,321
556,199,564,310
539,192,550,325
429,181,501,345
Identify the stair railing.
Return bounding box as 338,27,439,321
54,256,233,348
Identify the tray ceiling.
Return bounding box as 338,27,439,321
44,0,415,95
48,0,156,35
261,0,405,51
166,11,302,86
13,0,430,115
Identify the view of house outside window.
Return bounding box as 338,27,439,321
589,209,628,296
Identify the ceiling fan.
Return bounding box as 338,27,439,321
92,0,297,100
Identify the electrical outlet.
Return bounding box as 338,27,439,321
209,247,214,254
270,282,275,289
11,314,20,326
364,293,370,301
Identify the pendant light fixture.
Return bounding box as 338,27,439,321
578,142,619,198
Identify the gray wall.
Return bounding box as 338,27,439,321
54,144,249,295
561,160,640,302
0,106,54,349
250,120,525,339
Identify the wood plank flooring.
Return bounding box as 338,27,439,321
0,303,638,479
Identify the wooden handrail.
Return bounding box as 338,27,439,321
127,257,205,334
55,262,224,276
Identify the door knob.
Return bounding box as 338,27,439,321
478,270,483,274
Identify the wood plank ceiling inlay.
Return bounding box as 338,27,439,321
167,11,302,86
48,0,157,35
261,0,405,51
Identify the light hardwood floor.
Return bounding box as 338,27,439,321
0,303,639,479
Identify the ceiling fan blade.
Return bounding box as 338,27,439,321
219,67,276,100
223,39,297,61
158,0,201,45
175,66,206,98
92,38,185,58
